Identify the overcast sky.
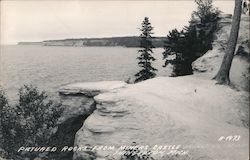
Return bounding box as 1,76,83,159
1,0,235,44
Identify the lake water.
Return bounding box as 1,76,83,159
0,45,171,101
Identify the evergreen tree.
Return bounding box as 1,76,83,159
163,0,220,76
162,29,193,76
134,17,157,83
192,0,220,24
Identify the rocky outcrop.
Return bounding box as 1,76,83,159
62,77,249,160
57,81,127,160
56,15,250,160
55,15,249,160
48,95,96,160
192,14,249,91
59,81,127,97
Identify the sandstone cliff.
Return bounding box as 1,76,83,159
58,14,249,160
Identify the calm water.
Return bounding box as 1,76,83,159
0,45,171,101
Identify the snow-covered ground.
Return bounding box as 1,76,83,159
58,15,249,160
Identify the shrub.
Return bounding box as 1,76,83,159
0,89,9,150
0,85,63,159
0,90,8,109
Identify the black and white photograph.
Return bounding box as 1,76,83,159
0,0,249,160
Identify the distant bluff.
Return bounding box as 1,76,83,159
18,36,166,48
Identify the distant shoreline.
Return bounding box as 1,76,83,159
18,36,166,48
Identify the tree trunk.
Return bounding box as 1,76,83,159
213,0,243,84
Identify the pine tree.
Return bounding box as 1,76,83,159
162,0,220,77
134,17,157,83
192,0,220,24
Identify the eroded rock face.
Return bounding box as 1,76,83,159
192,15,249,91
58,81,126,97
193,15,249,72
73,77,249,160
58,96,96,124
56,81,127,160
48,95,96,160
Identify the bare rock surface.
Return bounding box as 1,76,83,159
192,15,249,91
58,81,126,97
73,76,248,160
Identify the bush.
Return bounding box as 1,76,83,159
0,85,63,159
0,89,9,150
0,90,8,110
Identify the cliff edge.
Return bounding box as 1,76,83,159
59,14,249,160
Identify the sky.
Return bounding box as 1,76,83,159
0,0,235,44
